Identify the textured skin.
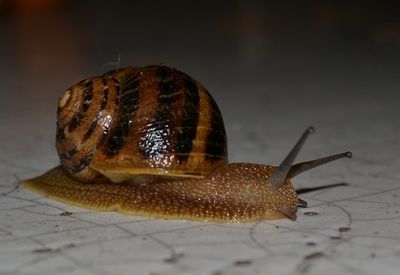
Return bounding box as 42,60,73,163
22,163,299,222
56,65,227,182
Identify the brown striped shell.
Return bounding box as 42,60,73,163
56,65,227,183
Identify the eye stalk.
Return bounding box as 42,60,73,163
288,151,352,179
269,127,352,187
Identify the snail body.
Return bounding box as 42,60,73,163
22,65,351,222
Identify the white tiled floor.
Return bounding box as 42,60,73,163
1,1,399,274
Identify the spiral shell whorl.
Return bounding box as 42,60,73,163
56,66,228,182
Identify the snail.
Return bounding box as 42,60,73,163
22,65,352,222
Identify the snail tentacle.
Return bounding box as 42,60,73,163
288,151,352,179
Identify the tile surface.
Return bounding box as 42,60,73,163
0,1,399,274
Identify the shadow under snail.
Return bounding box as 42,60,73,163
22,65,352,222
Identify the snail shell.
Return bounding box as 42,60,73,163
55,65,227,183
22,65,352,222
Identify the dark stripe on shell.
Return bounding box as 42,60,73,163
68,116,80,132
67,147,77,157
68,152,94,173
111,77,121,105
58,153,67,162
174,74,200,159
56,123,65,139
139,66,179,157
106,73,140,156
100,90,109,110
98,126,110,147
83,120,98,141
205,91,226,160
83,79,110,142
58,146,78,162
67,80,94,132
158,66,176,100
82,81,94,112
